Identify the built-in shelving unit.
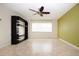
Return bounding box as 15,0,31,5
11,16,28,44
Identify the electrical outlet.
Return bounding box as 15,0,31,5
0,19,1,21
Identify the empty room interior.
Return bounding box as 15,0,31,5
0,3,79,56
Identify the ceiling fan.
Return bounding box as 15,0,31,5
29,6,50,16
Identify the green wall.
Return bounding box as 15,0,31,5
58,4,79,47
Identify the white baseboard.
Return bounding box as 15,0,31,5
59,38,79,50
0,41,11,48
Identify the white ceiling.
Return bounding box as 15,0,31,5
1,3,76,20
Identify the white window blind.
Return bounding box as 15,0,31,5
32,23,52,32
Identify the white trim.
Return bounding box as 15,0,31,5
59,38,79,50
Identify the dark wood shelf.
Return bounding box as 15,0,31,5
17,24,28,27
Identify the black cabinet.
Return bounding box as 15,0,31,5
11,16,28,44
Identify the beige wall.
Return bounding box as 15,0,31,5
58,4,79,47
0,5,25,48
28,20,57,39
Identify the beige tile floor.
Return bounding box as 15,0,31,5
0,39,79,56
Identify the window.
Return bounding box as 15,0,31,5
32,23,52,32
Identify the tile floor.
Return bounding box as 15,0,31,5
0,39,79,56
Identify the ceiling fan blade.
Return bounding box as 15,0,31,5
34,13,37,15
39,6,44,12
42,12,50,14
29,9,38,13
